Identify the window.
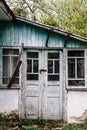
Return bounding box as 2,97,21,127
68,50,85,86
27,52,39,80
48,52,60,81
2,49,19,84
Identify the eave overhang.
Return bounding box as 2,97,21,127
16,16,87,44
0,0,15,21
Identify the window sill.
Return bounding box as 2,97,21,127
0,85,21,89
66,87,87,91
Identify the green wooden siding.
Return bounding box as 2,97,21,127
0,20,86,48
0,48,2,85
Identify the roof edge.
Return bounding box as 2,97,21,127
16,16,87,43
0,0,15,20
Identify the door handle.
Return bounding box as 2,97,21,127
39,69,47,74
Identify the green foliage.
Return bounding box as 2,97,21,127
62,125,77,130
5,0,87,37
62,123,87,130
21,119,34,126
22,126,44,130
0,126,9,130
36,118,47,126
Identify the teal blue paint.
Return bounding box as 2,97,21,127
0,48,2,85
0,20,87,48
14,21,19,46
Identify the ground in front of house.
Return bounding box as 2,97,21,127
0,112,87,130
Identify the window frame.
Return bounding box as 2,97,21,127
1,47,20,88
26,51,39,83
67,49,85,87
47,52,60,81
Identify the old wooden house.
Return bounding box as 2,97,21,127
0,0,87,123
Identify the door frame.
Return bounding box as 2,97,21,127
21,49,63,119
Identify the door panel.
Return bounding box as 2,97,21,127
44,51,62,119
25,50,63,119
25,51,41,118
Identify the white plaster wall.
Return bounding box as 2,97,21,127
0,90,19,113
67,91,87,123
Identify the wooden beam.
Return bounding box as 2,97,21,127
45,28,53,47
7,60,22,88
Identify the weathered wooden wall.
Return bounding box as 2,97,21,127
0,20,86,48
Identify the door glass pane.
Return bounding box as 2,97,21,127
27,52,39,81
33,60,38,73
27,74,38,80
55,60,59,73
48,52,60,81
68,58,75,78
48,75,59,81
77,58,84,78
27,60,32,72
48,60,53,73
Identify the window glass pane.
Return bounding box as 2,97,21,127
48,60,53,73
68,58,75,78
3,56,10,77
77,58,84,78
27,60,32,72
3,78,9,84
13,78,19,84
55,60,59,73
2,49,19,85
68,51,84,57
33,60,38,73
27,74,38,80
48,53,59,59
68,80,85,86
48,75,59,81
27,52,38,58
11,56,19,76
3,49,19,55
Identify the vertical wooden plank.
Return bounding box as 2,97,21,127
19,50,26,118
39,50,42,117
43,50,47,118
0,47,2,85
85,50,87,87
27,25,32,46
10,21,14,46
59,50,63,119
18,21,23,46
2,22,7,46
14,21,19,46
22,23,27,46
31,26,36,47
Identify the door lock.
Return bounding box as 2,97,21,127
39,69,47,74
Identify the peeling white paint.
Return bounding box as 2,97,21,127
67,91,87,123
0,90,19,113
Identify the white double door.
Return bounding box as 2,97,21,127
25,50,63,119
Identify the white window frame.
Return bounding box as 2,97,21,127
2,47,20,87
47,52,60,81
67,49,85,87
26,51,39,82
